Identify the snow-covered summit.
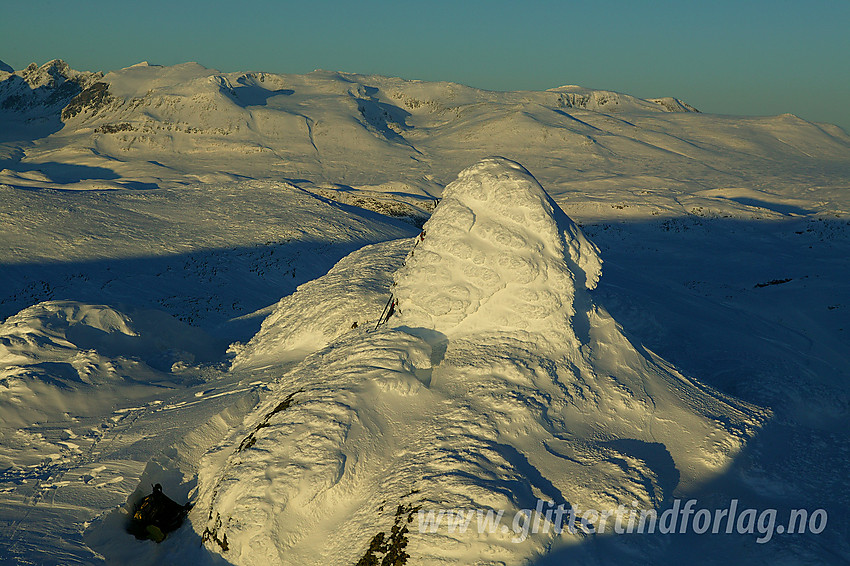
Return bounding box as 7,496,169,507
393,157,601,344
546,84,697,113
189,158,767,565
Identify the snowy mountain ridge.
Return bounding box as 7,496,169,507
3,59,849,220
0,59,102,117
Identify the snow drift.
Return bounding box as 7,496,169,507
0,300,218,425
231,238,414,369
191,158,767,565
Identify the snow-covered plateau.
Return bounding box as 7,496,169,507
1,60,849,565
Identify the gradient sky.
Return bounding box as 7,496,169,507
2,0,849,131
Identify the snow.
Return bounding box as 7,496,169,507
232,238,414,369
102,62,216,100
4,60,848,211
393,157,602,342
189,158,765,565
0,61,849,565
0,180,417,331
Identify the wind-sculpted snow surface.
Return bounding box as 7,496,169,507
393,157,601,343
193,158,767,565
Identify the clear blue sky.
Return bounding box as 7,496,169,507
2,0,849,132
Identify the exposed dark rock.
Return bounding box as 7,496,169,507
62,82,111,120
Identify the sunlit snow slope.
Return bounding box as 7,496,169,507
193,158,766,565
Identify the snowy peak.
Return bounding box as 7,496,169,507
548,85,698,113
393,157,601,342
193,160,766,565
0,59,102,116
102,61,217,99
648,96,700,113
20,59,75,89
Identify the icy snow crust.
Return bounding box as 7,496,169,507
193,159,765,565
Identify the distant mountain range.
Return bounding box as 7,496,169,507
3,59,848,218
0,59,102,116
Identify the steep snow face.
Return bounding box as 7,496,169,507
193,159,766,566
393,157,601,345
